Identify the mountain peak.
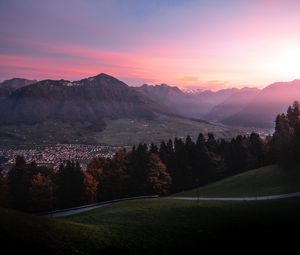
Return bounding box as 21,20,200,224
81,73,129,88
89,73,116,80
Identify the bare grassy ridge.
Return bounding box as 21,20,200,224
175,165,300,197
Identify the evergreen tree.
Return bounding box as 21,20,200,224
127,144,150,195
287,101,300,129
174,138,189,191
0,168,9,207
270,102,300,166
149,143,158,154
100,149,130,200
55,160,85,208
185,135,199,188
206,133,218,153
248,133,265,169
8,156,36,211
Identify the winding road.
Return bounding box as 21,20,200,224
39,192,300,218
170,191,300,201
38,195,159,218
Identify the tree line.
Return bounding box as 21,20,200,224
0,150,171,212
0,102,299,212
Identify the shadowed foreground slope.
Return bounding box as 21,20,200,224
175,165,300,197
1,196,300,254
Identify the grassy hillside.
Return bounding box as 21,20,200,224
0,116,238,146
1,197,300,254
175,165,300,197
94,115,237,145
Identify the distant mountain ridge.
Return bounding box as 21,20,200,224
136,80,300,128
222,80,300,128
204,87,260,123
136,84,248,119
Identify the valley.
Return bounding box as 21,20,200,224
0,75,277,146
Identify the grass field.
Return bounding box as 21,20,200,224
93,115,237,145
1,196,300,254
175,165,300,197
0,116,238,146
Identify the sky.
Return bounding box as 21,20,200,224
1,0,300,90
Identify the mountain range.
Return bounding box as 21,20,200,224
136,80,300,128
1,73,299,134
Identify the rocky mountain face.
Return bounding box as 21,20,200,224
0,74,162,130
0,78,37,98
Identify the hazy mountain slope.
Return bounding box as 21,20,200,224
193,88,239,105
204,88,260,122
222,80,300,127
136,84,238,119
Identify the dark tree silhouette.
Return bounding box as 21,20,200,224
55,161,85,208
270,101,300,166
0,168,9,207
8,156,37,211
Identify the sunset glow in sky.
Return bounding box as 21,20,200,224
1,0,300,90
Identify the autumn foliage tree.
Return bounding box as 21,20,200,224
29,172,54,212
146,154,171,195
83,171,98,204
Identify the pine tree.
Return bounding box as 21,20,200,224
0,168,9,207
149,143,158,154
55,161,85,208
248,133,265,169
8,156,36,211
